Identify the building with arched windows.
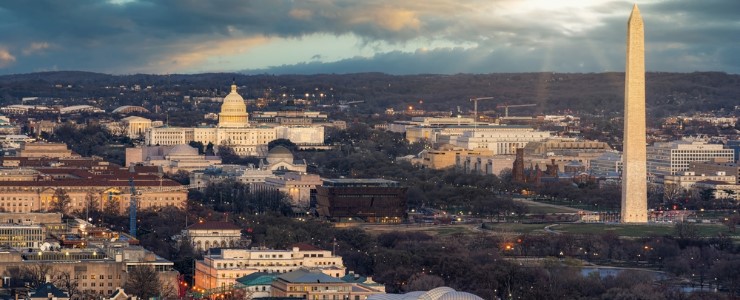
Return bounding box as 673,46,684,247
194,244,346,291
145,83,324,156
182,221,245,252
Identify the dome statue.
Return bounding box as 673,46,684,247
218,82,249,127
266,146,294,164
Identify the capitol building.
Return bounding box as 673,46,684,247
145,82,324,156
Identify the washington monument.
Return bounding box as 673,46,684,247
621,4,648,223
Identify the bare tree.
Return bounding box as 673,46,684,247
3,266,31,288
403,273,445,292
21,263,54,287
103,196,120,217
51,189,72,215
107,122,128,137
663,183,683,203
84,191,99,216
52,270,79,299
124,266,174,299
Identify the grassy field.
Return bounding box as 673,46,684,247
481,222,740,238
359,221,740,239
513,198,581,214
360,224,479,237
552,223,738,237
520,203,578,214
482,223,549,234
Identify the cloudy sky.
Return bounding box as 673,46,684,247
0,0,737,75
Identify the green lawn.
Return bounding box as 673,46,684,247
481,222,740,238
512,198,581,214
552,223,738,238
482,223,548,234
426,226,471,236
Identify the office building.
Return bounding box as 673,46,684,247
183,221,245,252
270,268,384,299
647,140,734,181
194,245,345,290
420,145,493,170
689,159,740,184
125,144,222,173
16,142,77,158
252,172,322,209
316,179,407,223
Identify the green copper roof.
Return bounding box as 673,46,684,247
236,272,278,286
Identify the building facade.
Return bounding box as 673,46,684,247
0,159,186,214
120,116,153,139
0,224,44,248
689,159,740,185
647,140,734,182
691,181,740,200
125,144,222,173
0,246,178,298
17,143,77,158
663,171,735,190
590,151,623,175
316,179,407,223
194,246,345,291
146,83,324,156
183,221,244,252
270,268,383,300
420,146,493,170
252,173,322,209
444,128,551,155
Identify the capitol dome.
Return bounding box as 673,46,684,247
218,82,249,127
266,146,294,164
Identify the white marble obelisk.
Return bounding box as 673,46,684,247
621,4,648,223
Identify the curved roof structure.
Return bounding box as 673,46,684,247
59,105,103,114
168,144,199,156
112,105,150,114
367,287,483,300
266,146,294,164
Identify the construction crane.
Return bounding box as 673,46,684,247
128,177,138,238
496,103,536,117
469,97,495,134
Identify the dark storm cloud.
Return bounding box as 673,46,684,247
246,45,619,75
0,0,737,74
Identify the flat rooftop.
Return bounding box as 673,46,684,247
322,178,400,187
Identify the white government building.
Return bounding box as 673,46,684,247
647,139,734,181
145,82,324,156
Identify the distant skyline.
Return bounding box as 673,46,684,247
0,0,737,75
